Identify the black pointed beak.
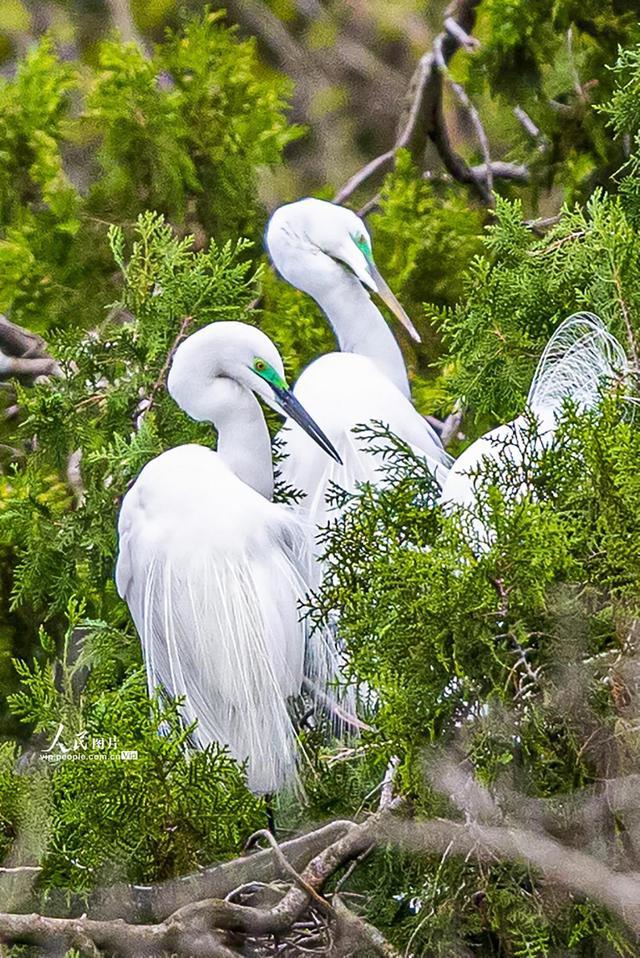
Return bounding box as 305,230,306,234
274,386,342,464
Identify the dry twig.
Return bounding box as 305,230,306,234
333,0,525,208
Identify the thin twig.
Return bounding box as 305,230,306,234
613,270,640,369
333,0,497,206
136,315,193,429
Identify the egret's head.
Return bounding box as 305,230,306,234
266,197,420,342
168,321,341,463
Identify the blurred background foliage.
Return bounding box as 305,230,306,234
2,1,640,955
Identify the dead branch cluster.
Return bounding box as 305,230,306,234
331,0,531,213
4,743,640,957
224,0,532,207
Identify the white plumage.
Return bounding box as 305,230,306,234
440,313,630,535
116,321,344,794
266,198,451,537
280,352,451,533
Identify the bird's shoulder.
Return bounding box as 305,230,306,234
121,443,236,505
118,444,279,549
116,444,303,597
297,350,383,382
295,352,409,414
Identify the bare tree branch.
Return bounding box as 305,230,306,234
0,804,404,955
440,405,465,447
334,150,396,207
382,815,640,935
0,910,238,957
7,767,640,953
87,819,354,921
333,0,521,207
434,36,493,201
0,316,61,382
514,105,542,141
0,354,61,380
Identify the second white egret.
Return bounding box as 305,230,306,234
266,198,451,536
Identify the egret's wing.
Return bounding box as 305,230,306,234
527,312,628,418
274,503,361,734
439,421,519,512
116,445,310,794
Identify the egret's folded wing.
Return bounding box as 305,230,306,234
116,446,308,794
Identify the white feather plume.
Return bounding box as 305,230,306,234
117,443,350,795
440,312,632,523
527,311,630,422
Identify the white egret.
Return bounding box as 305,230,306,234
266,198,451,534
115,321,344,794
440,312,629,541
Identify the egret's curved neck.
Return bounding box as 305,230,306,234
210,379,274,500
310,267,410,398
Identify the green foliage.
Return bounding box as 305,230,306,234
4,8,640,957
468,0,640,200
600,36,640,227
0,10,297,334
0,740,51,868
0,212,272,894
87,12,300,243
313,402,640,952
0,212,257,622
601,41,640,141
5,618,264,891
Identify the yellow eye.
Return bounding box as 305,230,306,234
254,358,267,372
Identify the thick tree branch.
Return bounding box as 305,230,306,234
87,818,354,921
0,805,403,954
0,316,61,382
382,815,640,935
7,771,640,953
0,911,237,958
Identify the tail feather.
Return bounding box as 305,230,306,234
527,312,629,420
